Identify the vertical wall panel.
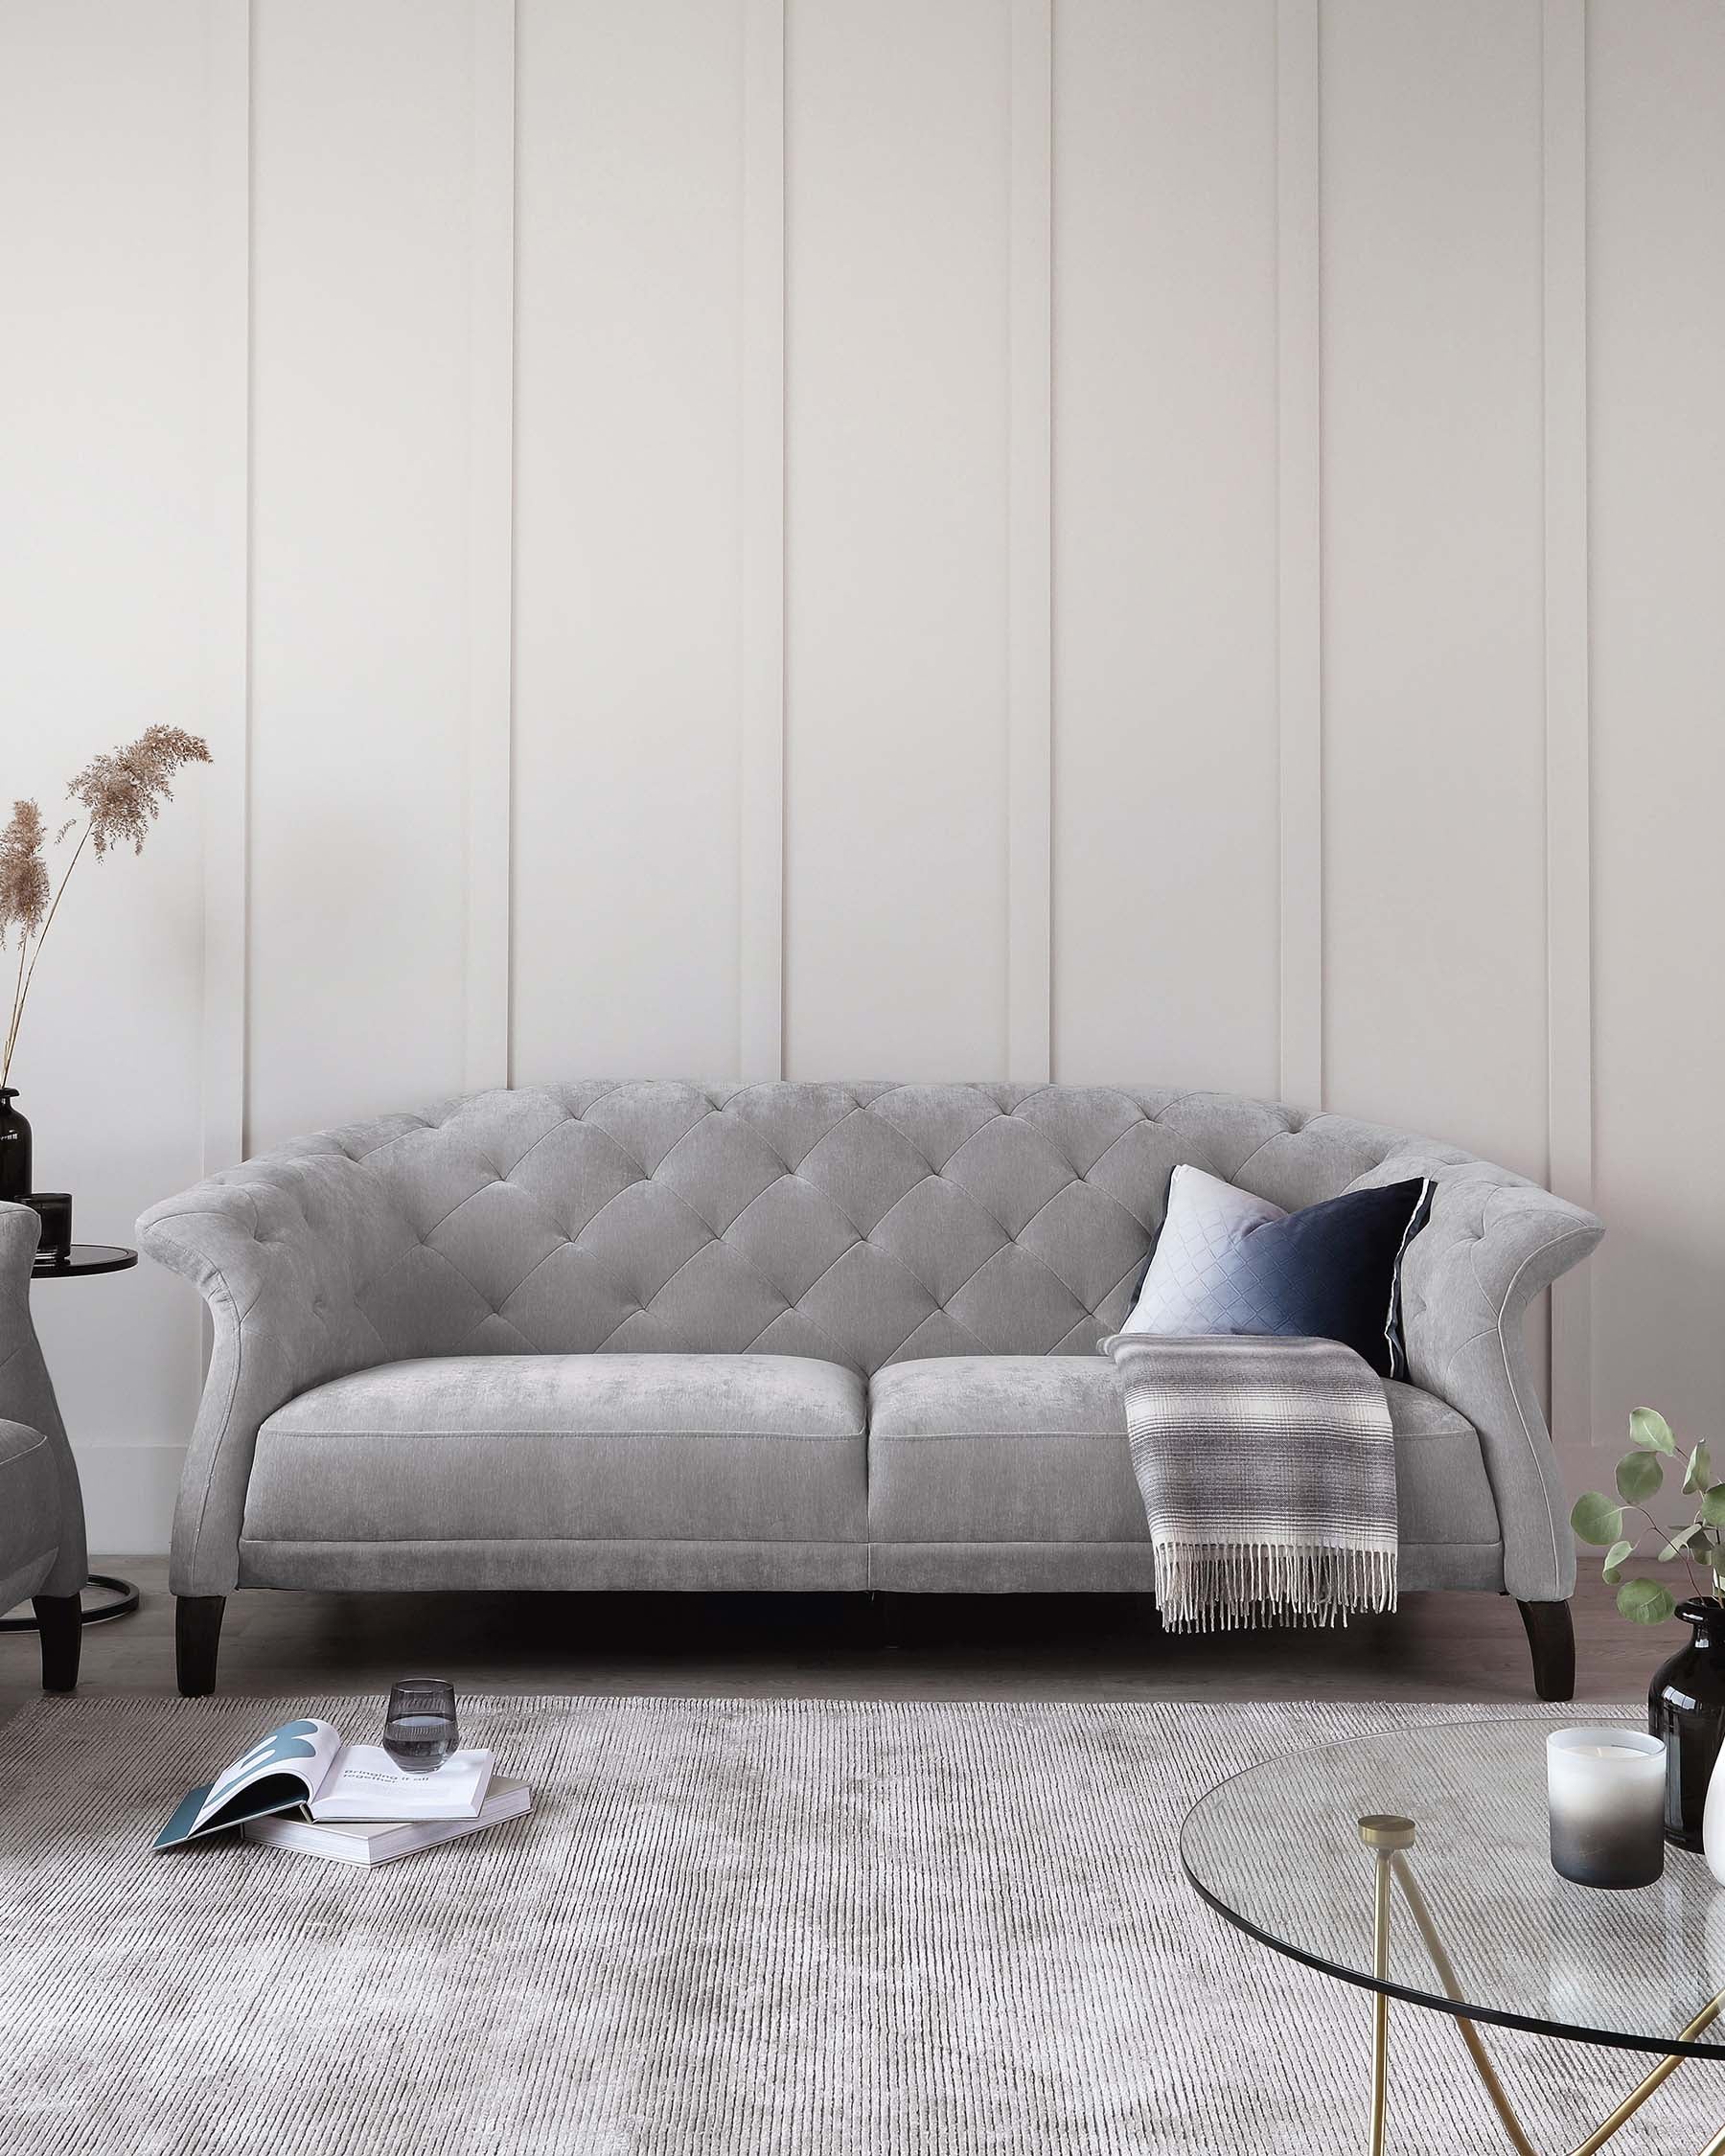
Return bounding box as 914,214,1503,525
512,0,745,1085
740,0,788,1085
1006,0,1053,1087
784,0,1011,1080
462,0,517,1095
199,0,251,1181
1276,0,1322,1108
1321,0,1548,1180
0,0,213,1534
1589,0,1725,1447
248,0,477,1146
1052,0,1280,1095
1542,0,1594,1450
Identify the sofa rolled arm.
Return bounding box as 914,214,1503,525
0,1204,87,1596
138,1151,412,1594
1364,1159,1602,1602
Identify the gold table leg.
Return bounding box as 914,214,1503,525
1563,1990,1725,2156
1389,1850,1540,2156
1359,1817,1416,2155
1354,1814,1725,2156
1368,1841,1393,2155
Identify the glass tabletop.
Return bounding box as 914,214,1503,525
1181,1716,1725,2057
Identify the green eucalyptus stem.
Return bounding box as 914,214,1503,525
1625,1501,1707,1602
1572,1408,1723,1625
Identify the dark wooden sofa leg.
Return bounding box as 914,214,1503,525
1517,1598,1576,1703
33,1594,80,1694
176,1594,226,1697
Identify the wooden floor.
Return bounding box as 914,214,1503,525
0,1559,1656,1716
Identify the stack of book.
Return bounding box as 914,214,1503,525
153,1717,533,1868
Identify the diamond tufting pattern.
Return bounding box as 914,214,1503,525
138,1080,1606,1602
304,1084,1229,1374
137,1081,1573,1379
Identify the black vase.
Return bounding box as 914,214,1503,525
0,1088,30,1204
1648,1597,1725,1849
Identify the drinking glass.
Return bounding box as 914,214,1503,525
382,1678,459,1775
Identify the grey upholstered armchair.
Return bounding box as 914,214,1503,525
0,1203,85,1689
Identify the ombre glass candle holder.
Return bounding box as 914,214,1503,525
1548,1727,1666,1890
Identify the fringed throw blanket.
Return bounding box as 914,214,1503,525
1100,1333,1397,1631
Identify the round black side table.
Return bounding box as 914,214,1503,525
0,1243,143,1631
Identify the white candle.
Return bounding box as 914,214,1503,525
1547,1726,1666,1889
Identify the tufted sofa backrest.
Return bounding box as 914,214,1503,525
230,1081,1487,1374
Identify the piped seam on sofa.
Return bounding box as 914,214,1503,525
232,1533,1508,1554
869,1423,1472,1442
868,1536,1506,1553
1440,1224,1603,1388
1441,1221,1602,1595
238,1534,871,1548
258,1425,869,1442
869,1429,1128,1442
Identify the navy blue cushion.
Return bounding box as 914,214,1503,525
1120,1166,1434,1380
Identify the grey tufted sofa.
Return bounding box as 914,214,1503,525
138,1082,1602,1698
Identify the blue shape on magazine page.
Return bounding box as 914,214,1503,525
154,1718,342,1851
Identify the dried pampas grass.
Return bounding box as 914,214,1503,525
1,726,212,1087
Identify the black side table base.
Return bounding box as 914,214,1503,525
0,1573,139,1630
7,1245,145,1637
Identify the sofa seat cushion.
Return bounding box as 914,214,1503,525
245,1354,867,1546
866,1355,1500,1553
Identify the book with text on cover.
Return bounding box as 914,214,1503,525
308,1745,493,1822
243,1778,532,1866
153,1718,496,1850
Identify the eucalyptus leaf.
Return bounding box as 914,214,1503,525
1572,1492,1625,1547
1701,1485,1725,1528
1617,1451,1664,1504
1617,1578,1678,1626
1602,1538,1635,1585
1630,1407,1676,1455
1710,1543,1725,1579
1685,1442,1714,1496
1661,1525,1707,1562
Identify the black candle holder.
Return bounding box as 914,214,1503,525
26,1193,72,1265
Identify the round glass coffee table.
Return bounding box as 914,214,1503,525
1182,1718,1725,2155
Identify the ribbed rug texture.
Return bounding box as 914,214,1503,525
3,1693,1722,2153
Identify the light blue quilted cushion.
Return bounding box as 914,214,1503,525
1119,1166,1287,1336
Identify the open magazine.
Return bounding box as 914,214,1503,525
154,1718,494,1850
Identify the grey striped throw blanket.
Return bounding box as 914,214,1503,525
1100,1332,1397,1631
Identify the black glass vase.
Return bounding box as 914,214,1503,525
0,1088,30,1204
1648,1596,1725,1849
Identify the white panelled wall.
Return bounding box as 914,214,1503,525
2,0,1721,1554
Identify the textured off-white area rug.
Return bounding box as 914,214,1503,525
3,1693,1722,2154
